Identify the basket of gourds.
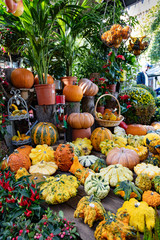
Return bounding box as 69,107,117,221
95,94,124,127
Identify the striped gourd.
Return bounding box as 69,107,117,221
90,127,113,151
31,122,58,146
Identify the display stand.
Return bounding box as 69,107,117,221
7,89,31,146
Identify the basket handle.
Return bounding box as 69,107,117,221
95,94,121,117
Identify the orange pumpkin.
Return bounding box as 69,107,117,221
67,112,94,129
34,74,54,85
54,144,75,171
78,78,98,96
7,150,31,172
106,147,140,170
1,157,9,170
90,127,113,152
63,85,83,102
126,124,147,136
151,122,160,130
11,68,34,89
16,145,33,156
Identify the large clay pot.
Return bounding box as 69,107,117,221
35,83,55,105
72,127,91,141
61,76,77,86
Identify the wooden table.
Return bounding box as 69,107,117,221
48,184,125,240
47,148,159,240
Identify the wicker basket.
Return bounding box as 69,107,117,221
95,94,124,127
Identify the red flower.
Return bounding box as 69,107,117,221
127,105,132,109
116,55,125,60
0,103,5,106
119,95,130,100
90,78,95,81
99,77,105,81
108,52,112,56
2,119,5,123
101,86,104,88
102,64,109,68
24,209,32,217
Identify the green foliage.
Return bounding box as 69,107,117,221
156,96,160,107
153,108,160,121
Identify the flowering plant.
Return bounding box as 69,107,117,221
0,82,10,138
0,208,80,240
90,77,111,106
0,169,45,222
101,51,126,84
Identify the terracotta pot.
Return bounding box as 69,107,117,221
108,83,117,93
61,76,77,86
96,106,105,114
35,83,55,105
72,127,91,141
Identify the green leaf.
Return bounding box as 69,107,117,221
58,210,64,219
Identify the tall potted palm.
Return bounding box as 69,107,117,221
17,0,70,105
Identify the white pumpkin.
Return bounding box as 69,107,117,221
29,160,58,175
84,173,110,199
100,164,133,187
134,163,160,179
78,155,99,167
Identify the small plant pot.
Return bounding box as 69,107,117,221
72,127,91,141
61,76,77,86
96,106,105,114
108,84,117,93
35,83,55,105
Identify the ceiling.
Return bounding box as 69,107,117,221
122,0,141,7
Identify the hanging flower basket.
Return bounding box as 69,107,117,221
128,35,150,56
101,23,132,49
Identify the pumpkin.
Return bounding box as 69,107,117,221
74,168,94,185
69,156,84,175
142,191,160,207
16,145,33,156
78,78,98,96
29,144,55,165
126,134,145,147
151,122,160,130
90,127,113,152
31,122,58,146
134,163,160,179
7,150,31,172
145,138,160,154
106,147,140,170
63,85,83,102
1,156,9,170
114,180,143,201
67,112,94,129
126,124,147,136
143,133,160,147
74,195,106,227
15,167,29,180
78,155,98,168
34,74,54,85
152,176,160,193
100,164,133,187
145,155,160,167
72,138,92,156
100,139,119,155
90,158,107,172
11,68,34,89
132,146,148,161
67,142,81,157
29,173,47,184
40,174,80,204
84,173,110,199
29,160,58,175
135,173,152,192
117,198,155,232
54,144,75,171
94,210,136,240
113,136,127,147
